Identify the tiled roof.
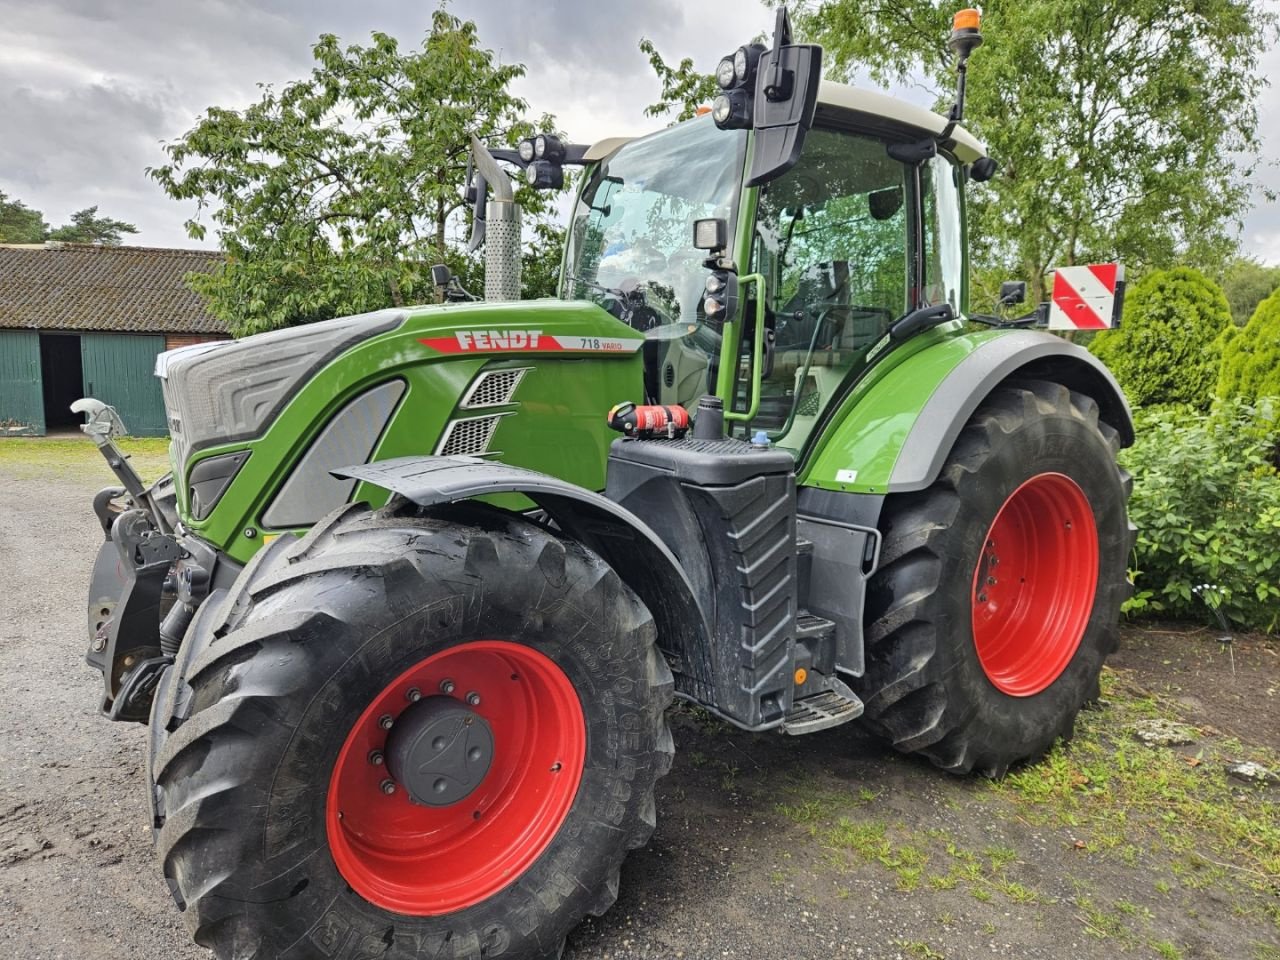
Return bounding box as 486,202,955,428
0,242,228,334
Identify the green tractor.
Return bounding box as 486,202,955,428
81,9,1132,959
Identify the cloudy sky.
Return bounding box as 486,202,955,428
2,0,1278,263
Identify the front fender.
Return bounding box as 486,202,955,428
801,330,1134,495
336,456,710,681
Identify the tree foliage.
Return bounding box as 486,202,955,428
0,190,49,243
1218,285,1280,404
1220,256,1280,326
1089,267,1232,409
638,39,719,123
150,7,558,335
793,0,1277,304
46,206,138,245
0,190,136,245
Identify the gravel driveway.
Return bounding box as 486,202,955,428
2,459,1277,960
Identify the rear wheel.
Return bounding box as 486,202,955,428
856,381,1132,776
148,500,674,959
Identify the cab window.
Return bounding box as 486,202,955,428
749,127,914,448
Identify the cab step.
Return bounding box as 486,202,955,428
781,675,864,735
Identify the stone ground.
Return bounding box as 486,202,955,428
1,449,1276,960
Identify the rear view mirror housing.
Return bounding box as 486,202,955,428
999,281,1027,306
746,43,822,187
712,7,823,188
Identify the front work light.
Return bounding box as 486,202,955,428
526,160,564,190
702,268,739,325
517,139,535,163
716,56,737,90
533,134,565,163
692,217,728,252
711,89,752,130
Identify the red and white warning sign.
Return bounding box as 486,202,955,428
1049,264,1125,331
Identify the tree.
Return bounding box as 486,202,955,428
1218,285,1280,404
0,190,49,243
150,7,557,336
47,206,138,245
638,39,719,122
1,190,138,245
1220,257,1280,326
792,0,1278,305
1089,267,1232,408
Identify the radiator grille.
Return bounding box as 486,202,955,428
436,414,507,457
461,368,528,409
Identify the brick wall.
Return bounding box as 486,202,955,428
165,333,230,351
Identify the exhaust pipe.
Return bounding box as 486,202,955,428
468,135,522,301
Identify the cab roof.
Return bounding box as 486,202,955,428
583,80,987,165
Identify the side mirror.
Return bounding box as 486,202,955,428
999,281,1027,306
746,42,822,187
712,7,822,188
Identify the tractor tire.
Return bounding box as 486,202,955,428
146,500,674,960
855,380,1132,777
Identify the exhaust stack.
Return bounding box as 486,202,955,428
468,135,522,301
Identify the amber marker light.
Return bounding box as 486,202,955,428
794,667,808,686
953,8,981,32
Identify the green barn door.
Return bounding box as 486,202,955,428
0,330,45,436
80,333,168,437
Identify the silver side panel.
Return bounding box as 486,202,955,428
261,380,406,529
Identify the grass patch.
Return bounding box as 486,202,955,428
0,437,170,482
992,669,1280,902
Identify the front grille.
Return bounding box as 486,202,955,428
436,414,508,457
461,368,528,409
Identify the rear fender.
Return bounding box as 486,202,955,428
336,457,710,684
802,330,1134,495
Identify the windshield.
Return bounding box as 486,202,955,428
561,118,747,332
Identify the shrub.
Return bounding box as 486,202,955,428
1120,398,1280,633
1090,267,1232,409
1217,285,1280,404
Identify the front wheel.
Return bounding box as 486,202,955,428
855,380,1132,776
148,501,674,959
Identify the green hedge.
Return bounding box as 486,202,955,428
1121,398,1280,633
1218,284,1280,403
1090,267,1232,409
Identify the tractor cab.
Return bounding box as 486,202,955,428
559,15,989,457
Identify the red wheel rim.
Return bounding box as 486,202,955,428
971,472,1099,697
326,641,585,915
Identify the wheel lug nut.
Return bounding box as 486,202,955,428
406,687,421,702
378,714,394,730
978,593,988,603
987,577,997,585
368,750,384,766
433,778,448,794
380,779,396,795
439,679,455,694
466,691,481,706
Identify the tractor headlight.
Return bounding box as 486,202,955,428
526,160,564,190
733,46,750,83
712,89,751,130
712,95,734,125
517,139,535,163
716,56,737,90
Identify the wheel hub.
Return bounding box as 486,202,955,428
385,696,494,807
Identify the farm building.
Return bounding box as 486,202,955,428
0,241,228,436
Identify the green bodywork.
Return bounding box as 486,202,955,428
165,116,1057,564
177,300,643,564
